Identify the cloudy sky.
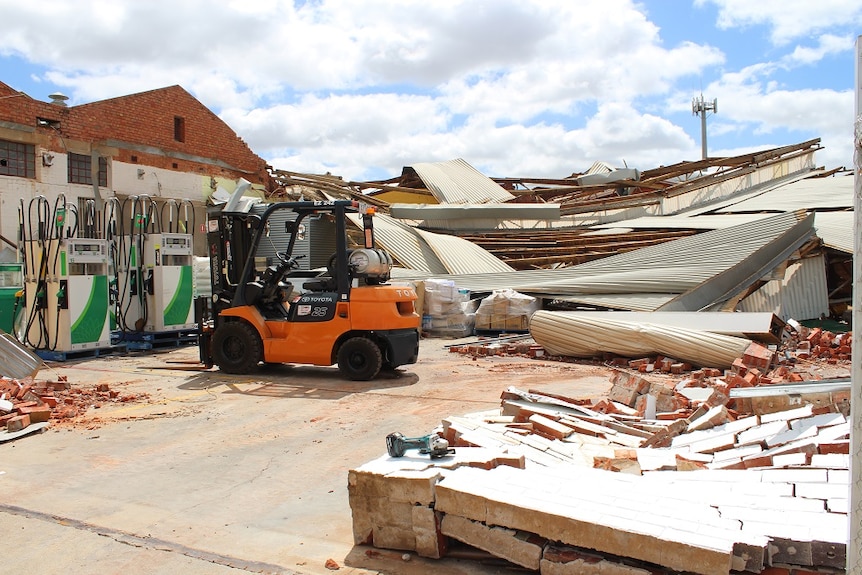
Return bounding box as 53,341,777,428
1,0,860,180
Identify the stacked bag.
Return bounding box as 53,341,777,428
474,289,539,332
421,279,477,338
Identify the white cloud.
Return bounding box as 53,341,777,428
784,34,854,65
0,0,855,177
697,0,862,45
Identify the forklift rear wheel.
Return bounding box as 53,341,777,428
211,322,262,374
337,336,383,381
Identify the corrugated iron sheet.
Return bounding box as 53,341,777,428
529,310,751,368
349,213,511,275
0,333,43,380
713,174,853,213
535,311,785,343
588,214,769,232
410,158,515,204
348,213,448,274
550,293,677,312
392,211,814,312
390,203,561,221
813,212,852,253
738,255,829,321
414,229,514,275
657,211,814,311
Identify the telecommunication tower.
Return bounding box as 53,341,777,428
692,94,718,160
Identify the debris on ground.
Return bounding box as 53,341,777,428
350,325,853,574
0,375,150,437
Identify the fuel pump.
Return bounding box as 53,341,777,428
114,196,195,333
103,197,122,332
20,195,111,354
115,195,156,332
145,199,195,332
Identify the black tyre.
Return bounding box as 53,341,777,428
337,336,383,381
211,321,262,374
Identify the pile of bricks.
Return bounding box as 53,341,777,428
351,380,850,574
449,338,546,358
452,330,852,386
0,377,146,436
350,328,853,574
0,378,65,434
787,327,852,363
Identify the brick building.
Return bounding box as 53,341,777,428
0,81,272,255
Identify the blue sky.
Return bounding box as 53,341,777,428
0,0,859,180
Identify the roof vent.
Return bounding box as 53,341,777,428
48,92,69,106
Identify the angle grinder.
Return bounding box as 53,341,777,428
385,432,455,459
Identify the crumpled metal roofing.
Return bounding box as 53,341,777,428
550,293,677,312
529,310,752,368
347,213,447,273
737,255,830,321
410,158,515,204
393,210,815,312
348,212,512,275
588,214,769,232
390,203,561,221
813,211,852,253
712,174,853,213
535,311,784,341
414,228,513,275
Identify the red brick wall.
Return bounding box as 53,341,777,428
0,82,271,187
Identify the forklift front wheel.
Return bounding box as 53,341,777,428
211,321,262,374
337,336,383,381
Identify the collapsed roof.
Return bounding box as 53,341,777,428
269,138,849,321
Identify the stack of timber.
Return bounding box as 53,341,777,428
350,377,850,573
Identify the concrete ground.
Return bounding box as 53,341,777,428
0,338,611,575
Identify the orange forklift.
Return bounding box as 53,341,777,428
196,199,420,380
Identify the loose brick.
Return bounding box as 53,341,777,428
6,413,30,432
441,514,545,570
17,405,51,423
742,342,775,370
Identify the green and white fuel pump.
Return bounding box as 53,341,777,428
113,197,195,333
20,196,111,353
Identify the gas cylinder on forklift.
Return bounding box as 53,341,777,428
195,198,420,380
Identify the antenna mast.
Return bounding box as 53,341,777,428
692,94,718,160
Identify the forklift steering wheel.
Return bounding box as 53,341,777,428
276,251,303,270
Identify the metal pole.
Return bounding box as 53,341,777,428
849,33,862,575
692,95,716,160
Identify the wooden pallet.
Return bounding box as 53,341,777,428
34,346,121,362
112,329,198,351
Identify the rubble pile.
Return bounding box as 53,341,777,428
0,377,148,436
451,325,851,388
350,327,853,574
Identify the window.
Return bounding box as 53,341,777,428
68,153,108,187
174,116,185,142
0,139,36,178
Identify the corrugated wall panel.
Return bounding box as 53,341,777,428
661,152,817,215
737,255,829,321
529,311,751,368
